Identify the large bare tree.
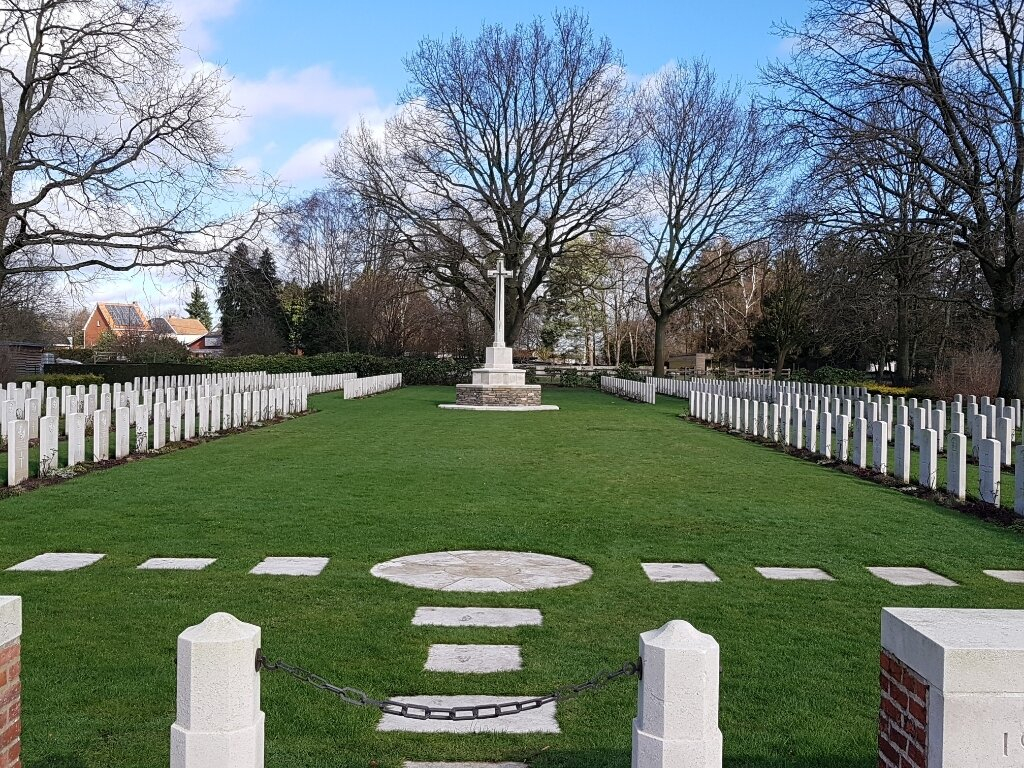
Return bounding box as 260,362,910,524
634,59,783,376
0,0,269,293
768,0,1024,397
328,10,639,346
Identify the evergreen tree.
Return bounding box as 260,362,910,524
184,284,213,330
216,243,290,354
217,243,255,346
299,282,344,355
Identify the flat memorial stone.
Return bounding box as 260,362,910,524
756,567,834,581
425,644,522,673
867,566,957,587
412,607,543,628
138,557,216,571
7,553,105,572
405,764,527,768
378,695,558,733
372,550,591,592
984,569,1024,584
250,557,329,576
642,563,720,583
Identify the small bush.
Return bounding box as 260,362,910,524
24,374,105,389
48,348,94,363
865,383,914,397
811,366,865,386
614,362,644,382
558,369,586,388
525,366,538,385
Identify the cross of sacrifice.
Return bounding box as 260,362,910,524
488,257,513,347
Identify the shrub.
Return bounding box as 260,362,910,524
48,348,94,363
614,362,644,382
810,366,865,386
24,374,105,389
558,369,586,388
865,383,914,397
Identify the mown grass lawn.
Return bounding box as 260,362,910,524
1,386,1022,768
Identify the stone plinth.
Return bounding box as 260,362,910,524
440,344,558,411
880,607,1024,768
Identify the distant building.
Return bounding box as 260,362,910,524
666,353,713,374
150,316,208,346
187,332,223,358
0,341,45,378
82,302,151,347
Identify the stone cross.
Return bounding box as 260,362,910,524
487,257,513,348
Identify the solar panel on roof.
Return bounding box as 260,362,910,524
108,304,143,327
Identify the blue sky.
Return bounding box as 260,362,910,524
92,0,810,317
182,0,810,192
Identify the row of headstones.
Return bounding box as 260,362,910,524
688,378,1024,447
6,385,313,487
600,376,657,404
341,373,403,400
690,391,1024,515
0,371,352,441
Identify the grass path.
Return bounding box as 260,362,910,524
0,386,1021,768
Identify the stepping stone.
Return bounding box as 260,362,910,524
642,563,719,583
756,567,834,581
405,763,527,768
412,607,542,628
137,557,216,570
378,695,558,734
425,644,522,673
867,567,957,587
6,553,104,572
250,557,329,576
984,570,1024,584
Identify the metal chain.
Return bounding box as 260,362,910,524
256,650,641,721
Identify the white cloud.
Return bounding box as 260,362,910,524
277,139,337,184
170,0,242,53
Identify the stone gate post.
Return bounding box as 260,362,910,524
632,620,722,768
171,613,264,768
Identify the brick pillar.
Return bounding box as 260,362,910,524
0,597,22,768
879,649,927,768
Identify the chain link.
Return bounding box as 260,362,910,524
256,650,641,721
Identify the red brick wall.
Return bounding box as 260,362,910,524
83,307,110,348
879,649,927,768
0,638,20,768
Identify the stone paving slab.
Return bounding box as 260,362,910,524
867,567,958,587
378,696,558,733
7,553,105,572
372,550,591,592
250,557,330,576
641,563,720,583
412,607,543,628
756,567,834,581
405,763,528,768
425,644,522,673
984,570,1024,584
137,557,216,570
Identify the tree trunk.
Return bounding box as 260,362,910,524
995,313,1024,399
653,315,668,376
774,346,789,377
895,291,911,386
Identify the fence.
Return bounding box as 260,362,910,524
342,373,403,400
686,378,1024,516
600,376,656,404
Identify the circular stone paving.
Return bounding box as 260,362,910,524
370,550,592,592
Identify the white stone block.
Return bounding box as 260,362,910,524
642,563,720,583
984,570,1024,584
632,620,722,768
755,567,833,581
920,428,938,490
138,558,216,570
979,438,1001,506
7,553,104,571
39,414,58,477
6,418,28,486
836,414,850,462
170,612,264,768
819,411,832,459
881,607,1024,767
66,412,86,467
872,420,889,474
852,417,867,469
894,424,911,483
424,644,522,673
868,567,957,587
378,695,557,734
249,557,329,576
411,607,542,628
948,432,968,501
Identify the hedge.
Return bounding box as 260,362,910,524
206,353,472,386
20,373,105,389
43,362,207,383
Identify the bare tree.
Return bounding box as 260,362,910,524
0,0,270,293
328,10,639,346
768,0,1024,396
634,60,783,376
